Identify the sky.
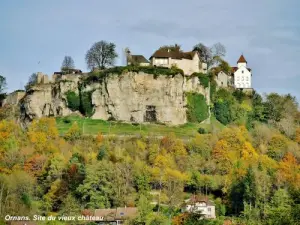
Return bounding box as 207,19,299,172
0,0,299,101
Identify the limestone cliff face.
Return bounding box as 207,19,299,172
20,72,209,125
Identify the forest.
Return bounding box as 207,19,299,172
0,85,299,225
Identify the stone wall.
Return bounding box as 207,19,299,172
20,72,210,125
3,91,26,106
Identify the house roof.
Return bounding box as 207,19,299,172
130,55,150,64
184,195,215,206
150,49,197,60
93,207,138,221
237,55,247,63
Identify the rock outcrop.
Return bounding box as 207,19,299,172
20,72,209,125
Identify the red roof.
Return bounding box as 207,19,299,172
237,55,247,63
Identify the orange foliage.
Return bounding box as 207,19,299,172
24,154,48,176
96,132,104,145
278,152,300,188
172,213,189,225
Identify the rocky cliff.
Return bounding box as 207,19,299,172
20,72,209,125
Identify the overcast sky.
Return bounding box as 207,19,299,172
0,0,299,101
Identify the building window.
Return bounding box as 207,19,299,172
237,76,240,81
208,208,211,212
242,76,244,81
242,70,244,73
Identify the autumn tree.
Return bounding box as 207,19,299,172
85,40,118,70
64,122,82,142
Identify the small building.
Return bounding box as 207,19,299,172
149,48,207,75
182,196,216,219
126,49,150,66
215,71,233,88
92,207,139,225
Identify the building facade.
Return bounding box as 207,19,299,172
215,71,233,88
182,196,216,219
150,48,207,75
233,55,252,89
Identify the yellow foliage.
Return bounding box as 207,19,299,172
296,127,300,144
136,140,147,152
28,118,59,139
64,122,82,141
241,142,258,163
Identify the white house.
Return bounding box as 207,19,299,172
233,55,252,89
182,196,216,219
149,48,207,75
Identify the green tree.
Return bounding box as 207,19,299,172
85,40,118,70
265,189,293,225
66,91,80,111
0,75,7,100
77,161,116,208
137,194,153,223
25,73,37,90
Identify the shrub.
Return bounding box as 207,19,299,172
97,146,107,160
66,91,80,111
214,100,232,125
63,117,72,124
191,72,210,88
186,92,209,123
198,127,207,134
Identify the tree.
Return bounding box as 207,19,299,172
61,56,75,71
85,40,118,70
265,189,293,225
193,42,226,68
211,42,226,58
0,75,7,94
25,73,37,89
64,122,82,142
159,44,182,52
77,161,116,208
193,43,212,64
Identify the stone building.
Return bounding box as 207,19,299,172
126,49,150,66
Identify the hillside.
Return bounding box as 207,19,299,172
0,79,299,225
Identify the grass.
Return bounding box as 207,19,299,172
56,116,225,138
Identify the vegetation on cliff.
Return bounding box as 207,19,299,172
186,92,209,123
65,90,94,117
83,65,184,85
